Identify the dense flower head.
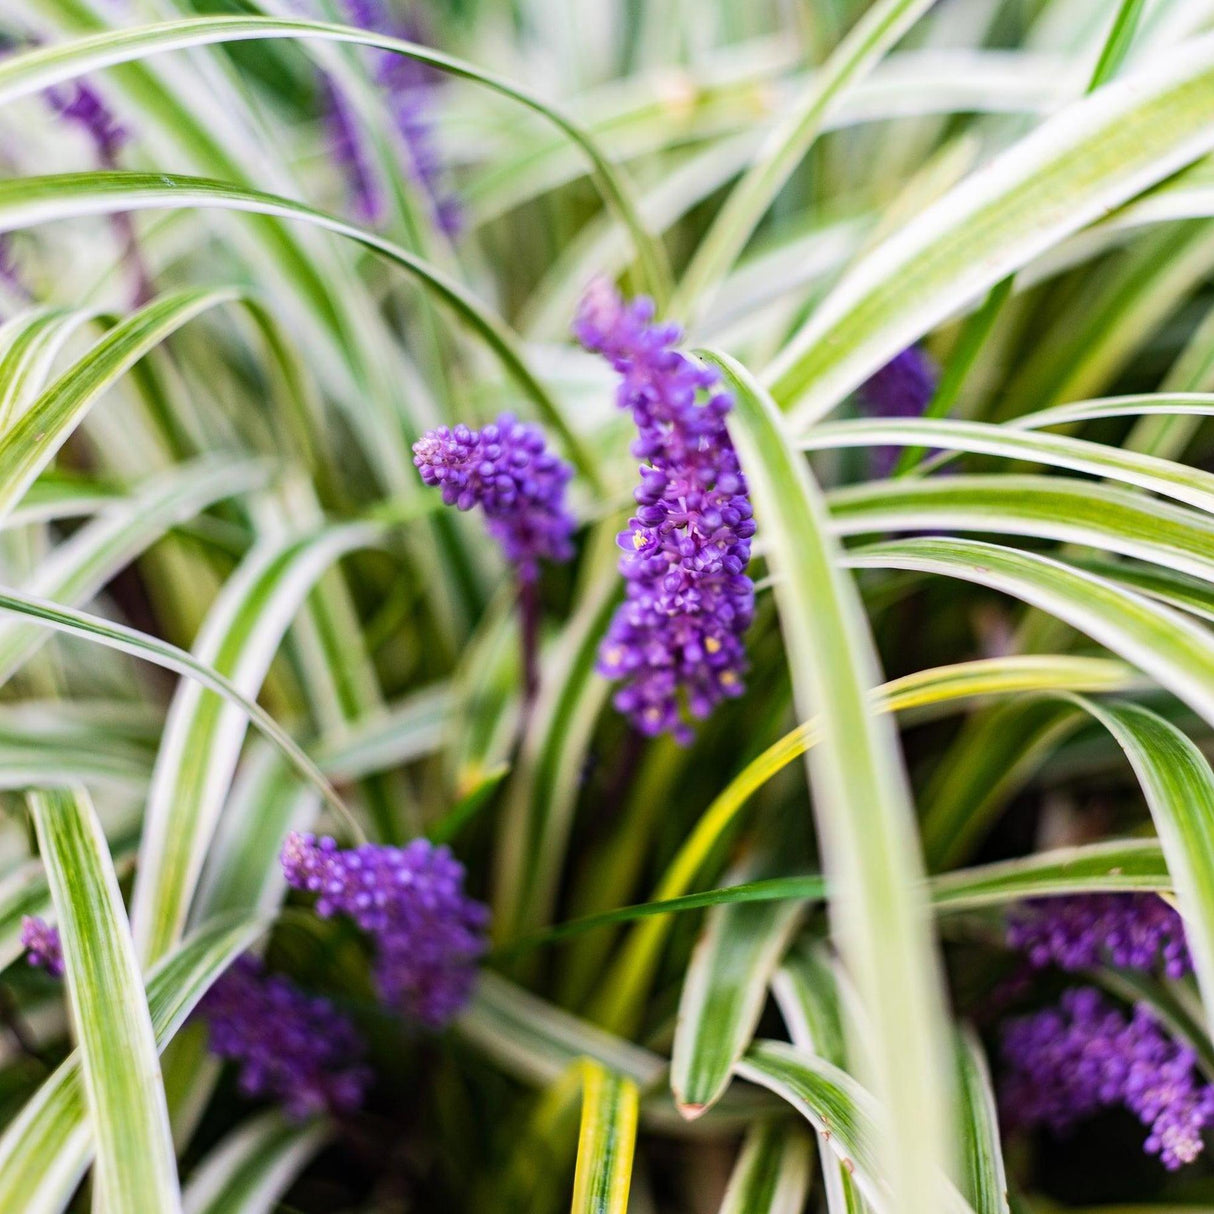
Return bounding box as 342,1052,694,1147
1001,986,1214,1169
281,832,489,1027
21,916,62,978
413,413,575,580
45,82,127,166
1007,894,1191,979
325,0,461,234
857,346,937,478
198,955,371,1120
573,280,755,743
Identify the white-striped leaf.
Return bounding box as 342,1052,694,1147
27,786,179,1212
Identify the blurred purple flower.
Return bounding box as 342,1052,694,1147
857,346,937,478
1001,986,1214,1170
574,280,755,743
1007,893,1192,979
413,412,575,581
198,955,371,1120
325,0,461,234
45,81,128,167
281,832,489,1028
20,916,62,978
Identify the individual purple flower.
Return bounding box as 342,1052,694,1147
413,413,575,581
281,832,489,1028
45,81,127,166
1007,894,1191,979
574,280,755,743
20,916,62,978
197,955,371,1120
324,0,461,234
857,346,937,478
1001,986,1214,1169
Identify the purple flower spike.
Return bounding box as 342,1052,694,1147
857,346,937,478
45,82,127,166
324,0,461,234
198,956,371,1120
21,916,62,977
1001,986,1214,1170
413,413,575,581
281,832,489,1028
323,78,383,224
1007,894,1192,979
574,280,755,744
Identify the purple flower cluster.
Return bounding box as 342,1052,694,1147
1001,987,1214,1169
45,82,127,167
21,916,62,977
857,346,937,478
1007,894,1191,979
325,0,460,234
412,413,575,581
573,281,755,743
281,832,489,1027
198,955,371,1120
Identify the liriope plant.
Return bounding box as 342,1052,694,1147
0,0,1214,1209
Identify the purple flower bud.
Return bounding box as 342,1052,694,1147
413,413,575,581
281,832,489,1028
1007,894,1192,979
573,280,754,743
1001,986,1214,1170
21,915,62,978
197,955,371,1120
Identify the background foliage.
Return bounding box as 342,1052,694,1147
4,0,1214,1209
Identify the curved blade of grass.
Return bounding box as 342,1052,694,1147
510,838,1171,955
771,947,867,1213
0,16,668,306
673,0,936,320
0,173,602,490
0,307,99,429
0,914,260,1214
767,33,1214,425
671,863,806,1116
736,1041,974,1214
701,348,952,1212
0,288,241,528
27,786,179,1212
0,458,269,686
183,1112,330,1214
1064,697,1214,1042
313,684,450,782
801,417,1214,515
457,972,665,1091
718,1123,813,1214
0,585,354,829
131,520,382,967
930,838,1172,909
571,1060,638,1214
591,654,1134,1028
845,537,1214,727
830,475,1214,587
955,1030,1009,1214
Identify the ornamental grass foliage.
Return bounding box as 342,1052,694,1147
12,0,1214,1211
